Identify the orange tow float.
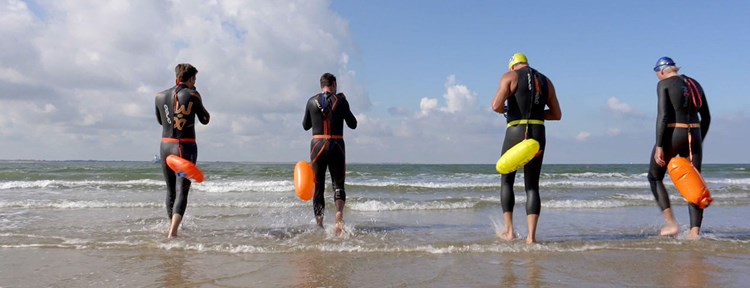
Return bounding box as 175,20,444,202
668,157,712,209
294,161,314,201
166,155,205,183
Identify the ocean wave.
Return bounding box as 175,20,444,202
348,180,498,189
0,200,160,209
0,179,163,190
544,172,647,179
0,200,303,209
544,199,632,209
349,199,481,211
196,180,292,193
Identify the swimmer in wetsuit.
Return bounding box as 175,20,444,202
154,63,210,238
647,57,710,240
302,73,357,235
491,53,562,244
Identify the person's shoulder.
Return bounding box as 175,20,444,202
307,93,322,102
155,87,172,99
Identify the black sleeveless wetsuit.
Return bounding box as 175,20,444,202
302,92,357,217
501,67,549,215
647,75,710,228
155,83,210,219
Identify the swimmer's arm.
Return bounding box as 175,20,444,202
342,96,357,129
698,87,710,141
491,71,514,113
544,79,562,120
155,102,162,125
192,92,210,125
345,110,357,129
302,100,312,131
654,85,669,147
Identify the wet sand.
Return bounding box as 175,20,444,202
3,243,749,287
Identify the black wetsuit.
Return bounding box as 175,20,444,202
155,83,210,219
302,92,357,217
647,75,710,228
501,67,549,215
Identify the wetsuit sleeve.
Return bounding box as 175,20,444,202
697,84,711,141
192,92,210,125
655,82,669,147
155,101,162,125
341,95,357,129
303,99,312,131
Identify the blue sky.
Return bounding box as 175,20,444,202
0,0,748,164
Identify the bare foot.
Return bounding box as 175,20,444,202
316,215,324,228
168,214,183,239
660,222,679,237
335,212,344,236
500,229,515,241
687,227,701,240
526,237,536,245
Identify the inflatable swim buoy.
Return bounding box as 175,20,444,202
166,155,204,183
668,157,712,209
294,161,314,201
496,139,540,174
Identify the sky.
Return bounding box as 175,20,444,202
0,0,748,164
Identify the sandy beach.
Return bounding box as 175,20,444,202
3,242,750,287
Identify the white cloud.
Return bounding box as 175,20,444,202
419,97,438,116
607,127,621,136
607,97,631,113
0,0,369,161
440,75,477,113
607,97,639,116
348,75,504,163
419,75,479,116
576,131,591,142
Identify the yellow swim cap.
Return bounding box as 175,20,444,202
508,53,528,70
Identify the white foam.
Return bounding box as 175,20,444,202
196,180,292,193
349,200,478,211
349,180,498,189
544,199,631,209
0,200,160,209
0,179,163,190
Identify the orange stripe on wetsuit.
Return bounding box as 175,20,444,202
311,95,343,163
162,138,196,143
162,138,195,157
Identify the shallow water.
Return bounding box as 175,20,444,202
1,161,748,286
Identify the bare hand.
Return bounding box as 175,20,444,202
654,147,666,167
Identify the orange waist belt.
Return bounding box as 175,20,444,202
312,135,343,140
162,138,196,143
667,123,700,128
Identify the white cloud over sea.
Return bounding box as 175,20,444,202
0,0,746,164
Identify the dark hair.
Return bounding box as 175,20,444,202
320,73,336,88
175,63,198,82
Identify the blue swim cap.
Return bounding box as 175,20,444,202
653,56,676,72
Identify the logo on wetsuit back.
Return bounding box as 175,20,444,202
173,102,193,130
163,104,171,124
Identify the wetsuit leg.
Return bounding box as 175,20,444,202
329,139,347,202
310,139,328,217
160,142,177,219
686,129,704,228
160,142,196,218
647,147,671,211
500,125,525,213
647,128,679,211
173,143,197,216
523,125,546,215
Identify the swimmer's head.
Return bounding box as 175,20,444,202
508,53,528,70
653,56,676,72
175,63,198,82
320,72,337,94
